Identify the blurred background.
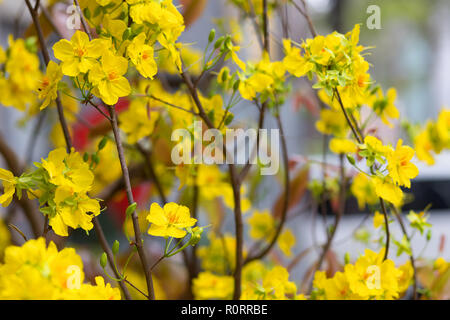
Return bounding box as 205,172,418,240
1,0,450,293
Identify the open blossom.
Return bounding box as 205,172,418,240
89,50,131,105
386,139,419,188
146,202,197,238
40,148,100,236
38,61,63,110
313,249,412,300
41,148,94,194
127,32,157,79
350,173,378,210
0,238,120,300
52,31,107,76
282,39,313,78
50,186,101,237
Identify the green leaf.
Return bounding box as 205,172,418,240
126,202,137,217
346,154,356,166
97,137,108,151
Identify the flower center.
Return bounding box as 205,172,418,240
167,212,179,224
75,47,86,57
108,71,118,81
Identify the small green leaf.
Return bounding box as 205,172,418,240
126,202,137,217
346,154,356,166
98,137,108,151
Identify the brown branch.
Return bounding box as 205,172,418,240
107,105,155,300
93,217,132,300
180,69,244,299
379,199,390,260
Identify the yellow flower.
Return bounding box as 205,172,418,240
242,266,297,300
282,39,313,78
0,46,5,64
373,211,384,229
193,272,234,300
102,14,127,40
315,109,348,137
38,61,63,110
313,270,360,300
146,202,197,238
363,136,389,155
41,148,94,194
386,139,419,188
89,50,131,105
278,229,296,257
247,210,275,240
229,45,246,71
127,32,157,79
344,249,402,299
63,276,121,300
0,219,10,261
0,168,16,207
434,257,449,274
49,186,101,237
52,31,107,76
329,138,357,154
0,36,41,111
350,173,378,209
414,126,435,165
373,176,403,207
119,99,159,144
197,233,245,274
239,72,273,101
397,261,413,294
0,238,119,299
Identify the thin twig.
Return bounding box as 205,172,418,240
107,105,155,300
93,217,132,300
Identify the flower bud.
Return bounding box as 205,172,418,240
100,252,107,269
112,240,120,256
208,29,216,43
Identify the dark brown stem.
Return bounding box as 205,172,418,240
74,0,93,40
379,198,390,260
107,105,155,300
334,88,363,144
180,70,243,299
262,0,269,54
124,278,148,299
92,217,132,300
